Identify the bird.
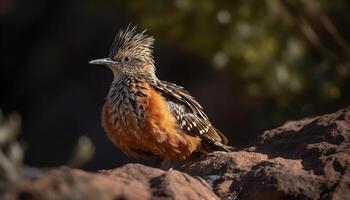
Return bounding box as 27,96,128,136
89,25,233,161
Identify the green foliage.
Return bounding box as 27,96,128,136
126,0,350,122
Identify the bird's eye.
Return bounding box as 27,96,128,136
123,56,131,62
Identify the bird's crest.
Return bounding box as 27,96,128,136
109,25,155,64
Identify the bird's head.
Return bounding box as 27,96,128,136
89,25,155,79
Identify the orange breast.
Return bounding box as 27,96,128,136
102,86,201,160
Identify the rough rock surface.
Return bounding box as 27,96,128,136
2,107,350,200
2,164,219,200
182,106,350,199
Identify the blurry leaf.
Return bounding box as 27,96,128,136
7,141,24,167
0,111,22,182
67,135,95,168
0,111,21,145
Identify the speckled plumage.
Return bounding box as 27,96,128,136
91,25,233,161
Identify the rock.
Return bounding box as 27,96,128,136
2,164,219,200
182,107,350,199
2,107,350,200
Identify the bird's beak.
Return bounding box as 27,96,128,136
89,58,116,65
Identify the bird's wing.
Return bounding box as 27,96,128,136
151,80,229,147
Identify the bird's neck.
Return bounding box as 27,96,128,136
105,75,149,126
106,75,132,107
106,70,157,104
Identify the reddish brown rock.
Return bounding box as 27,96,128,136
182,107,350,200
2,164,219,200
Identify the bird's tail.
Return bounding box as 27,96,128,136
213,128,234,152
213,141,235,152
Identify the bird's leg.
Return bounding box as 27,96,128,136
159,160,174,171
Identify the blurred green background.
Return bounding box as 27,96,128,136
0,0,349,170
